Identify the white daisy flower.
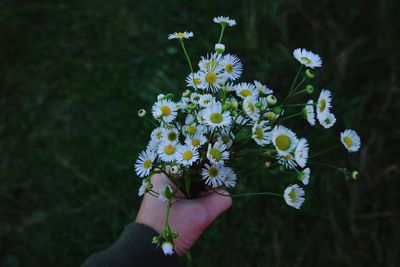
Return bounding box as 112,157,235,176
243,96,260,120
203,101,232,129
225,82,236,92
271,125,298,155
138,180,147,197
201,164,224,188
185,114,196,125
207,139,229,164
295,138,309,168
162,127,180,142
146,138,160,152
316,89,332,121
135,149,156,178
177,144,199,166
198,94,214,107
161,242,174,256
221,54,242,81
298,168,310,185
168,31,194,40
158,184,173,202
278,153,297,170
284,184,305,209
319,112,336,129
185,72,202,88
221,166,237,188
293,48,322,69
252,121,271,146
198,53,223,72
234,115,252,126
340,129,361,153
182,123,206,136
303,100,316,126
185,133,208,148
152,99,177,123
157,141,179,162
190,92,202,103
218,128,235,148
235,82,259,99
254,80,273,95
213,16,236,27
198,66,226,93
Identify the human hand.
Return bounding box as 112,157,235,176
135,173,232,256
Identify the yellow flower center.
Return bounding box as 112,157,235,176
176,32,186,38
275,134,291,151
205,72,217,84
240,89,251,97
301,56,312,65
186,125,197,134
206,61,218,70
208,167,219,177
193,78,201,85
143,159,152,169
191,139,200,147
247,102,255,113
343,136,353,147
225,64,233,73
209,148,222,162
288,190,297,201
221,135,230,144
284,154,293,160
156,132,163,139
182,151,193,161
319,99,326,112
255,127,264,140
210,113,223,124
164,145,175,155
161,105,171,116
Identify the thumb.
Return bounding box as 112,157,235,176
197,190,232,222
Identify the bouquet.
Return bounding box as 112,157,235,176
134,16,361,255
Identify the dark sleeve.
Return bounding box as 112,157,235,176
81,223,183,267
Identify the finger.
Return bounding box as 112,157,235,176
197,190,232,221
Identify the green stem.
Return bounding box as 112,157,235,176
308,161,344,171
218,26,226,43
163,199,172,231
290,89,306,98
309,144,340,159
231,192,282,198
179,40,198,91
279,112,303,122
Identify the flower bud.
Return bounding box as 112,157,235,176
182,89,191,97
297,171,306,181
162,242,174,256
166,93,175,99
172,231,179,238
255,101,262,108
305,85,314,94
351,171,359,180
264,161,272,168
272,107,282,114
157,94,166,100
305,69,315,79
230,98,238,109
188,103,197,110
265,111,278,123
152,236,160,244
266,95,277,106
170,165,179,175
223,103,231,110
138,109,146,117
215,43,225,54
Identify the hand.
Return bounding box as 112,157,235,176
135,173,232,256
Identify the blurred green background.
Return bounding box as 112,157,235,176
1,0,400,266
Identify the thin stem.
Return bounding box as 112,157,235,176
308,161,344,171
218,26,226,43
288,66,303,97
279,112,303,122
309,144,340,159
212,188,282,198
163,199,172,230
179,40,198,91
290,89,306,98
144,116,158,127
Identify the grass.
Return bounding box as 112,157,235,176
1,0,399,266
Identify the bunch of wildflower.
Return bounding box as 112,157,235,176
134,16,362,255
